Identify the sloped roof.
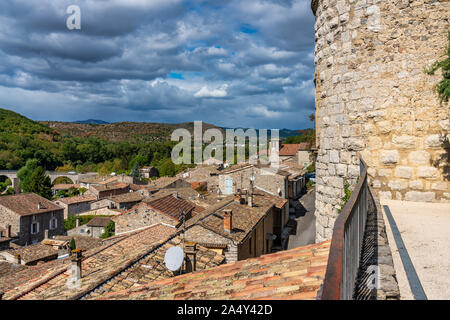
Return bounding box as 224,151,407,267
108,192,145,204
86,217,111,227
55,195,96,205
145,194,195,221
1,224,176,300
2,243,58,264
0,193,62,216
85,236,225,299
93,241,331,300
91,182,129,192
279,142,311,156
51,184,81,190
182,193,282,244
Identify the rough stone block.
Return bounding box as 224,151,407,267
388,180,408,190
394,166,413,179
409,180,423,189
392,135,416,148
408,150,430,165
405,191,435,202
380,150,398,164
417,166,439,179
425,134,443,148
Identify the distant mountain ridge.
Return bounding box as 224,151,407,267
220,127,304,140
73,119,110,125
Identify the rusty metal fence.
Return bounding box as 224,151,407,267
321,158,368,300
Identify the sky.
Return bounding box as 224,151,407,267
0,0,316,130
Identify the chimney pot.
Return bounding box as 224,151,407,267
185,242,198,272
71,249,82,280
15,253,21,265
44,229,49,240
223,209,232,233
76,218,80,228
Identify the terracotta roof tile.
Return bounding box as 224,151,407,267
2,224,176,300
145,194,195,221
0,193,62,216
279,143,311,156
86,237,225,299
93,241,331,300
86,217,111,227
54,195,96,205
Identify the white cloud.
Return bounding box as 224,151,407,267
194,85,228,98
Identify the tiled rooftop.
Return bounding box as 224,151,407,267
1,224,176,300
54,236,104,252
1,243,58,265
91,182,129,192
279,143,310,156
93,241,331,300
108,192,145,204
182,192,285,244
51,184,81,190
55,195,97,205
145,194,195,221
86,236,225,299
86,217,111,227
0,193,62,216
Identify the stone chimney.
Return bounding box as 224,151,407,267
71,249,82,280
185,242,198,272
223,209,232,233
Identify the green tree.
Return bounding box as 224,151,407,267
17,159,40,191
130,161,141,180
69,238,76,251
28,166,53,199
100,221,115,239
158,158,176,177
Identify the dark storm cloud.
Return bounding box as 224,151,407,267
0,0,316,129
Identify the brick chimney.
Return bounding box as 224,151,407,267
185,242,198,272
71,249,82,280
223,209,232,233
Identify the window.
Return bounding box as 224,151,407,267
49,213,58,230
31,216,39,235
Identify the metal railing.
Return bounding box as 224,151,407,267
321,158,369,300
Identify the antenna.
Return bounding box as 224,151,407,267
164,246,184,272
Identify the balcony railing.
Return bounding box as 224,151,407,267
321,158,369,300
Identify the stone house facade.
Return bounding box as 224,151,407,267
112,194,195,235
183,194,286,263
54,195,96,219
312,0,450,241
0,193,64,246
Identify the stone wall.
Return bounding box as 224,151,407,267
313,0,450,242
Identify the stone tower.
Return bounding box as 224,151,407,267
312,0,450,242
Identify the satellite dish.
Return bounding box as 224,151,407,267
164,246,184,272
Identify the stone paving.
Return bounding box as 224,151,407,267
381,200,450,300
